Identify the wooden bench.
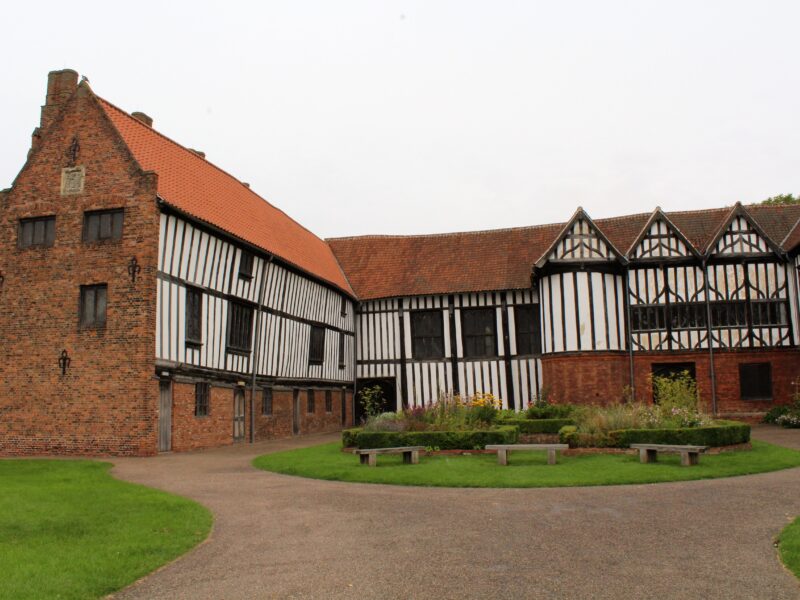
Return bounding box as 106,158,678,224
354,446,426,467
630,443,708,466
485,444,569,466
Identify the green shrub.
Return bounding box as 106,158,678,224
498,417,573,434
342,428,362,448
353,425,519,449
561,420,750,448
558,425,577,443
525,404,574,419
763,405,790,424
651,370,699,412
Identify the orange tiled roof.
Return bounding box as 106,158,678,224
329,204,800,300
98,98,353,295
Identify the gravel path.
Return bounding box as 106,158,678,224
110,426,800,599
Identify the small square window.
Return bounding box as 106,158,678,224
80,284,107,329
19,216,56,248
739,363,772,401
195,383,210,417
83,209,124,243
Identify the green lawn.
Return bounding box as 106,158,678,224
253,440,800,488
779,516,800,579
0,460,212,600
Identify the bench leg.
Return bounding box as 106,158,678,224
411,450,419,465
368,453,377,467
639,448,658,464
497,449,508,466
403,451,412,464
359,453,369,465
681,451,699,466
547,449,557,465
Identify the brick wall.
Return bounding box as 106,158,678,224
540,352,630,405
171,382,235,452
633,349,800,416
0,74,160,456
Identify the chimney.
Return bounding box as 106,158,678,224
242,182,250,188
39,69,79,133
189,149,206,159
131,112,153,127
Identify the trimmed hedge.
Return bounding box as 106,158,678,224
352,426,519,450
498,417,573,434
342,428,362,448
560,420,750,448
526,404,574,419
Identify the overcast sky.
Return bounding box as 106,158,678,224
2,1,799,238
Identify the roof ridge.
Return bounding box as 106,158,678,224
96,96,329,246
327,220,564,242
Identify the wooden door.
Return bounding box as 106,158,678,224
292,389,300,435
233,389,246,442
341,389,347,426
158,380,172,452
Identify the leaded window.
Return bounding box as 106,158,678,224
226,301,254,353
411,310,445,359
195,383,210,417
83,209,123,243
739,363,772,401
670,303,707,330
185,287,202,345
750,300,788,327
461,308,497,358
514,305,541,355
309,326,325,364
238,250,254,280
710,301,748,328
630,305,667,332
262,387,273,416
80,284,107,329
19,216,56,248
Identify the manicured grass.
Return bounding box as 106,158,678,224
253,440,800,488
0,460,212,600
779,516,800,579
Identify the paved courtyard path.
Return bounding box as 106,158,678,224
110,426,800,599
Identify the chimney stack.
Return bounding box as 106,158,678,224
131,112,153,127
189,149,206,159
39,69,79,133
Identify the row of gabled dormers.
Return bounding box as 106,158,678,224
535,202,792,274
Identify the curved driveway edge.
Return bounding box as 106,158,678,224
110,427,800,599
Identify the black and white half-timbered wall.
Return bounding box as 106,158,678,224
2,70,800,457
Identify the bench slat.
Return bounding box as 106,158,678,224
629,444,707,452
354,446,426,455
486,444,568,450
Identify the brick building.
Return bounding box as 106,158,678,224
1,70,799,456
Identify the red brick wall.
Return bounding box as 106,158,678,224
171,382,235,452
0,78,160,456
632,349,800,415
540,352,630,405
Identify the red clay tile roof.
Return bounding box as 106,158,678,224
329,204,800,300
98,97,353,295
783,218,800,253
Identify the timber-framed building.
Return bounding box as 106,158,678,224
1,70,799,456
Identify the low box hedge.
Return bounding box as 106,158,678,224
498,417,573,434
352,425,519,450
342,428,362,448
559,420,750,448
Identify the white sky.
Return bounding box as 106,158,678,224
2,1,799,238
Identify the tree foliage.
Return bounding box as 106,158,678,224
761,193,799,205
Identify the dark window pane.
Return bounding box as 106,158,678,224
631,305,667,332
262,388,273,415
338,332,346,367
19,217,55,248
309,326,325,364
112,211,124,240
186,288,202,344
80,284,107,328
514,305,541,355
461,308,497,358
83,209,123,242
325,390,332,413
411,310,444,359
239,251,254,279
307,389,315,413
739,363,772,400
195,383,210,416
226,302,253,352
96,286,107,326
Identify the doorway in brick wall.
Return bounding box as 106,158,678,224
355,378,397,425
158,380,172,452
233,389,246,442
651,362,696,403
292,389,301,435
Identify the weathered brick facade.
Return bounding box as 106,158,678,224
540,352,631,405
0,72,161,456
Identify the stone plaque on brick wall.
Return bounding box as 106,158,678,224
61,166,85,195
